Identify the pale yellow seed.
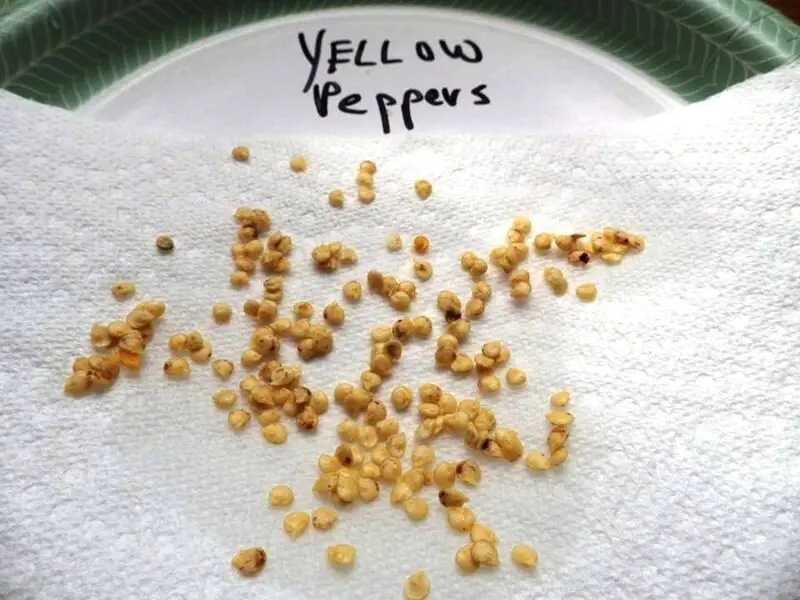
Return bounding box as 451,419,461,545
212,389,237,409
230,271,250,287
231,146,250,162
337,419,359,442
358,477,380,502
327,544,356,567
212,303,232,324
451,353,474,374
447,506,476,532
228,409,251,430
358,425,379,449
390,291,412,311
478,375,501,394
411,316,433,338
470,523,498,545
533,232,553,251
546,411,575,426
390,481,413,504
111,281,136,300
342,280,362,302
411,445,435,469
511,281,532,299
525,451,551,471
358,186,375,204
359,160,377,174
403,497,429,521
258,409,281,425
511,544,539,569
210,359,234,380
289,154,307,173
241,349,263,369
268,484,294,507
414,179,432,200
283,511,310,540
262,422,288,444
390,385,413,411
576,283,597,302
455,544,479,573
356,171,374,187
361,462,381,479
404,570,431,600
506,368,527,386
602,252,623,265
550,447,569,466
386,234,402,251
381,457,402,481
471,540,499,566
551,390,570,407
433,462,457,489
293,301,314,319
312,506,338,531
328,189,344,208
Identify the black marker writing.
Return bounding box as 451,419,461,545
298,30,491,133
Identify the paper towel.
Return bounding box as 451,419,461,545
0,66,799,600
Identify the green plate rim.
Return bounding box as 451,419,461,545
1,0,799,109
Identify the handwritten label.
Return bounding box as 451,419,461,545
298,29,490,134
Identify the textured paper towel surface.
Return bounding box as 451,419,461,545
1,67,799,600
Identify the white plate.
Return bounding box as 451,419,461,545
80,8,681,135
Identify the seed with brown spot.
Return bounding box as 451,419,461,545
413,259,433,281
231,547,265,576
111,281,135,300
312,506,338,531
456,459,481,486
164,357,190,378
404,570,431,600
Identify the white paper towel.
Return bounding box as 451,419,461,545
1,66,799,600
